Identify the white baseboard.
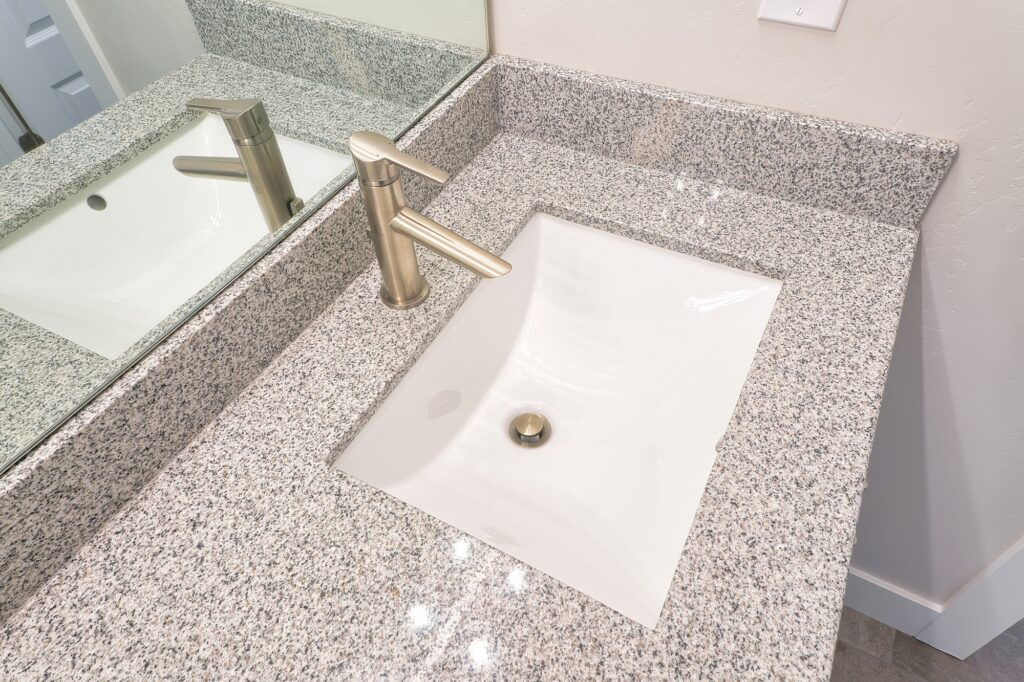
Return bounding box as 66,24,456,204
843,567,942,635
915,533,1024,660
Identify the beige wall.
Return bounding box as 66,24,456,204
279,0,488,49
491,0,1024,606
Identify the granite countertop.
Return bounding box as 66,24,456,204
0,57,954,679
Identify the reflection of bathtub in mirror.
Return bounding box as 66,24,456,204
0,116,350,360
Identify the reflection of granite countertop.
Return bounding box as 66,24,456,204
0,309,110,454
0,58,955,679
0,52,419,461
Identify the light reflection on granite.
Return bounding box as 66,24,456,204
0,57,955,679
498,57,954,228
0,310,111,450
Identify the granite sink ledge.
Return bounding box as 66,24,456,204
0,57,955,680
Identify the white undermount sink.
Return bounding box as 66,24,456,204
0,116,351,359
334,213,781,627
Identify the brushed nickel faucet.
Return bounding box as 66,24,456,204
173,98,303,232
349,131,511,309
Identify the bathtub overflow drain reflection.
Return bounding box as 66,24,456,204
508,412,551,448
86,194,107,211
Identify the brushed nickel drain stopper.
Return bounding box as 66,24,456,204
508,412,551,448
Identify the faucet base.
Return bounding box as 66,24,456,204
380,282,429,310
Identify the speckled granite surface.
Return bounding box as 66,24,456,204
0,57,955,680
498,57,954,228
187,0,485,111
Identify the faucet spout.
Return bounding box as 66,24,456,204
390,208,511,279
173,155,247,181
349,130,512,309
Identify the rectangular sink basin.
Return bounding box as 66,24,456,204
334,213,781,627
0,116,351,359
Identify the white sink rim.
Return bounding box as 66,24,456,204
333,212,782,628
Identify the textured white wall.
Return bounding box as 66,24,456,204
71,0,203,94
279,0,488,49
491,0,1024,605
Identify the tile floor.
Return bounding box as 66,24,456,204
831,607,1024,681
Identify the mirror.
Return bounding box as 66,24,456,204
0,0,488,474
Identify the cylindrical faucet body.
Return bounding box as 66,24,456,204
358,177,430,308
176,98,302,232
234,128,298,231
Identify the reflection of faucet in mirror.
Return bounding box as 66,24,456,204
349,131,511,309
0,0,492,478
173,98,303,231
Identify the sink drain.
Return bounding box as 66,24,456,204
508,412,551,448
86,194,107,211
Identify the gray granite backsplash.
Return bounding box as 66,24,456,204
187,0,485,111
498,56,955,227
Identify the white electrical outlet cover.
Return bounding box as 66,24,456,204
758,0,848,32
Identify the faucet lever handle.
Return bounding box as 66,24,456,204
186,97,261,116
349,131,449,186
186,98,270,143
